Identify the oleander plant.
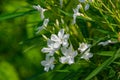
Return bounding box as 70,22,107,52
0,0,120,80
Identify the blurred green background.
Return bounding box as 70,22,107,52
0,0,46,80
0,0,120,80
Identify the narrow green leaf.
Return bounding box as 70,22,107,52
0,10,36,21
55,70,70,73
85,48,120,80
97,51,120,57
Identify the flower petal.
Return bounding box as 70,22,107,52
47,39,54,48
62,41,69,47
59,57,67,64
58,29,64,39
68,58,74,65
85,3,90,11
44,66,49,72
41,47,51,53
61,47,68,56
63,34,69,40
53,42,61,49
81,52,93,60
41,61,47,66
51,34,60,42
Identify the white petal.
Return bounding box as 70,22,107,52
47,39,54,48
63,34,69,40
72,14,77,24
53,42,61,49
67,45,73,53
43,18,49,27
68,58,74,64
50,64,54,70
51,34,60,42
77,4,82,10
61,47,68,56
73,51,78,57
85,3,90,11
58,29,64,39
42,48,54,55
44,66,49,72
81,52,93,60
78,43,90,52
62,41,69,47
50,57,55,63
59,57,67,64
41,48,52,53
41,61,47,66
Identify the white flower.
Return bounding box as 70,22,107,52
85,3,90,11
51,29,69,48
36,18,49,34
78,43,90,52
33,5,46,20
78,43,93,60
41,55,55,72
59,45,78,65
80,51,93,60
41,39,58,56
72,5,81,24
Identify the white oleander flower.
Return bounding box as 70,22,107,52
51,29,69,48
78,43,93,60
59,45,78,65
78,43,90,52
72,4,81,24
36,18,49,34
41,39,58,56
33,5,46,20
41,55,55,72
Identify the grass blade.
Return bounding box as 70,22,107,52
85,48,120,80
0,10,36,21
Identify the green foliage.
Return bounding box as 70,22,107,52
0,0,120,80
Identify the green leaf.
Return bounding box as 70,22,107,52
84,48,120,80
55,70,70,73
0,10,36,21
97,51,120,57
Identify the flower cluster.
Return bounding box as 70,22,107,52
33,1,93,72
72,0,92,24
41,29,93,72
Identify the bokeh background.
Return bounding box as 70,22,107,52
0,0,120,80
0,0,46,80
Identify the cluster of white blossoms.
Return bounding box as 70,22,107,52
33,1,93,72
40,29,93,72
33,5,49,34
72,0,93,24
